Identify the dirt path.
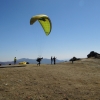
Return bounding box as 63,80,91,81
0,59,100,100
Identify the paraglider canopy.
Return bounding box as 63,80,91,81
30,14,52,36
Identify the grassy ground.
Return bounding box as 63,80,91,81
0,58,100,100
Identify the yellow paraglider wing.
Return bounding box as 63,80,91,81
30,14,52,36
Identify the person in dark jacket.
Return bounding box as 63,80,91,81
36,57,43,66
53,56,56,65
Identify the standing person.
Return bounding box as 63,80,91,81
51,56,53,64
36,57,43,66
14,57,16,65
53,56,56,65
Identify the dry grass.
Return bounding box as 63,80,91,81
0,58,100,100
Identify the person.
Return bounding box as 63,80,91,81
53,56,56,65
51,56,53,64
14,57,16,65
36,57,43,66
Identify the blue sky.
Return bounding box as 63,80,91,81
0,0,100,61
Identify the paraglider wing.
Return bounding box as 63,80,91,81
30,14,52,36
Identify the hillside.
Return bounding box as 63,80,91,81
0,58,100,100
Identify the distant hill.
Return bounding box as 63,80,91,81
0,58,65,65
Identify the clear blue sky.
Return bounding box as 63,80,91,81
0,0,100,61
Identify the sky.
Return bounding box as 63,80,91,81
0,0,100,61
